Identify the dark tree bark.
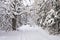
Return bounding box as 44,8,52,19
12,18,16,30
12,13,17,30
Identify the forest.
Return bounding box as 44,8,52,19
0,0,60,35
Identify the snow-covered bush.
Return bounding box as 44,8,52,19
0,0,12,31
36,0,60,35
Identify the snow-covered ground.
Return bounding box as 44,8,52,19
0,25,60,40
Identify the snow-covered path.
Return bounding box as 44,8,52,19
0,25,60,40
0,31,21,40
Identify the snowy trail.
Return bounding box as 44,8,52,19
0,25,60,40
0,31,22,40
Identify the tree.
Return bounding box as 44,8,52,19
36,0,60,35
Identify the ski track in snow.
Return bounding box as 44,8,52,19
0,25,60,40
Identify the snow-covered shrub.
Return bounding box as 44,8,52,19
0,0,12,31
36,0,60,35
0,14,12,31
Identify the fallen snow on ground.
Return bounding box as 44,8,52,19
17,25,40,32
0,25,60,40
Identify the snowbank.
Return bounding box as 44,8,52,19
17,25,40,32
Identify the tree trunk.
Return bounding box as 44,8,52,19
12,18,16,30
12,14,17,30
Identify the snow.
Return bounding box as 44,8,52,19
23,0,34,6
0,25,60,40
0,0,60,40
17,25,40,32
